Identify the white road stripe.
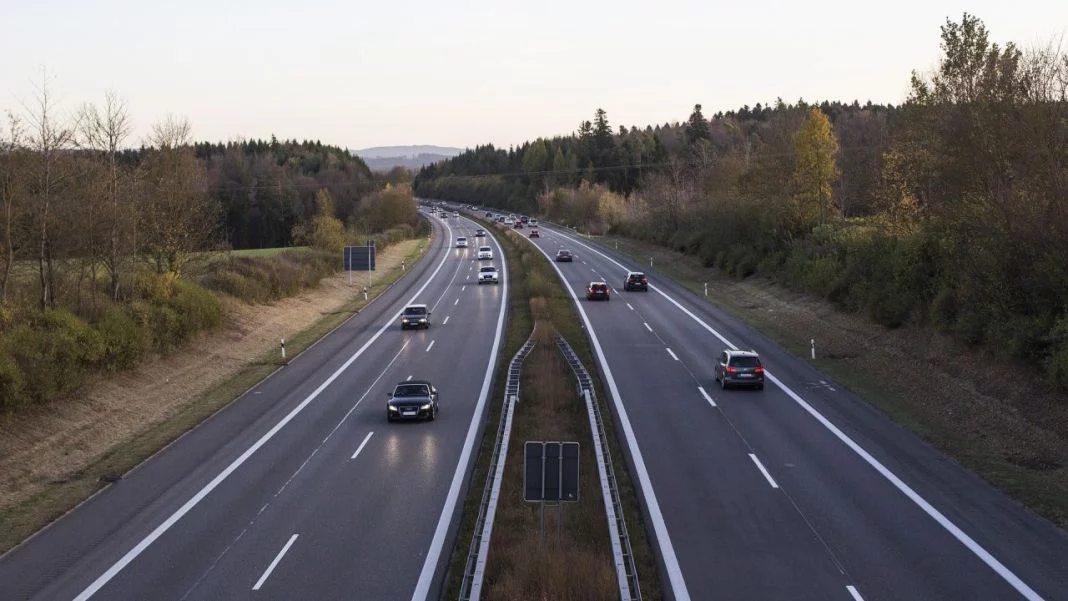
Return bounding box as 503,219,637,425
71,218,458,601
252,534,298,590
666,348,679,361
454,298,459,306
350,432,374,460
846,585,865,601
426,340,436,352
406,375,412,381
697,386,716,408
749,454,779,488
462,286,466,292
551,228,1047,601
443,316,450,325
627,303,634,311
644,322,653,332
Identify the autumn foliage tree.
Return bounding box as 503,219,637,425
793,107,840,227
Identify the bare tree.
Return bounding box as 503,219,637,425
140,115,219,276
23,69,75,309
79,91,134,299
0,112,26,301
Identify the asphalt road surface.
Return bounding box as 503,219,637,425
514,219,1068,601
0,211,508,601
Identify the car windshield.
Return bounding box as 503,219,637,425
591,284,607,291
479,247,491,252
730,356,761,368
393,384,430,397
558,251,570,256
404,307,426,316
480,266,496,273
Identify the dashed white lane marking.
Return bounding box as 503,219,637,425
644,322,653,332
426,340,436,352
406,375,412,381
443,316,450,325
627,303,634,310
454,298,459,306
350,431,374,460
461,285,466,292
697,386,716,408
666,348,679,361
749,454,779,489
252,534,298,590
846,586,865,600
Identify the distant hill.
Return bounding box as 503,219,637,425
353,145,463,171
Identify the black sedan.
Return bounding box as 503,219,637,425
387,380,439,421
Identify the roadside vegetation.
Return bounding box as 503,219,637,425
416,14,1068,395
445,214,661,600
417,15,1068,530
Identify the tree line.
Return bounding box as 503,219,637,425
416,14,1068,391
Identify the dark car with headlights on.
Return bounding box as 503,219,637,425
400,304,430,330
714,349,765,390
387,380,438,421
586,281,610,301
556,249,573,262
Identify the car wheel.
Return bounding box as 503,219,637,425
756,383,764,391
387,414,394,422
720,376,728,390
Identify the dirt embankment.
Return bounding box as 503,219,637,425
0,240,420,514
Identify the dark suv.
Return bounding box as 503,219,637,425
623,271,648,291
714,350,765,390
586,281,610,301
387,380,439,421
400,304,430,329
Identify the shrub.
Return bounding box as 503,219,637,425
0,350,24,411
95,305,148,371
3,310,103,404
168,279,224,341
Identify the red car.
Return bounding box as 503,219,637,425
586,281,610,301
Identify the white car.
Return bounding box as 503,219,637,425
452,212,459,217
478,265,499,284
477,246,493,260
456,237,468,248
529,219,539,226
503,218,515,225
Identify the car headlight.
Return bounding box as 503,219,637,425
388,405,399,411
420,403,432,410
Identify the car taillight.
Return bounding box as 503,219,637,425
725,366,737,374
754,366,764,374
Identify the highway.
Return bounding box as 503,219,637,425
511,219,1068,601
0,211,508,601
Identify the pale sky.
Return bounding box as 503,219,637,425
2,0,1065,150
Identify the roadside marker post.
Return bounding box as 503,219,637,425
280,338,286,360
811,339,816,360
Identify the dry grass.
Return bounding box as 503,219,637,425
482,323,617,601
0,238,426,551
605,233,1068,529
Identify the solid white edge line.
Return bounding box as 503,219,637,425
666,348,679,361
525,236,691,601
748,453,779,489
551,227,1046,601
697,386,716,408
846,585,865,601
350,432,374,460
72,219,457,601
643,322,652,332
426,340,436,352
251,533,298,591
410,219,510,601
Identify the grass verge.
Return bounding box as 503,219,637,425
0,238,430,554
442,217,662,600
600,232,1068,530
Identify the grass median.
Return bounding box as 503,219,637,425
443,217,661,600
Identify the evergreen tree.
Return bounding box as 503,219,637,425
685,104,712,145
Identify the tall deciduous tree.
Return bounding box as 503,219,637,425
141,115,219,277
79,91,134,299
793,107,840,226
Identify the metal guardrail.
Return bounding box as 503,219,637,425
556,335,642,601
458,331,537,601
